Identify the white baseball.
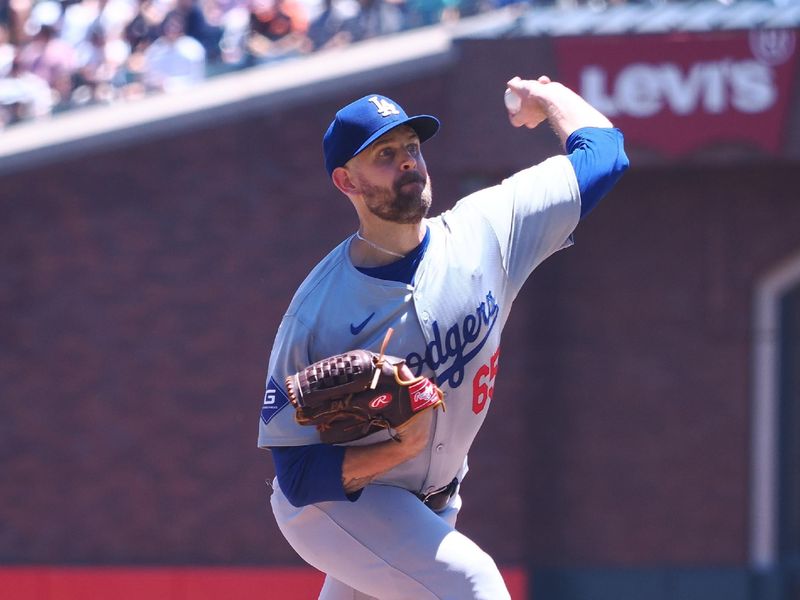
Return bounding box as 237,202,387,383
504,89,522,114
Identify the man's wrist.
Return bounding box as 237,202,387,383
341,437,415,493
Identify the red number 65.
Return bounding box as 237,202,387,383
472,347,500,415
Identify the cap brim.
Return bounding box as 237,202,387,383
351,114,440,162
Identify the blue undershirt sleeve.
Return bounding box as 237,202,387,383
566,127,630,219
270,444,363,507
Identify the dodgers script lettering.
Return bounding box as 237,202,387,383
406,291,500,388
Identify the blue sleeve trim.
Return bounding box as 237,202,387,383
566,127,630,219
270,444,363,507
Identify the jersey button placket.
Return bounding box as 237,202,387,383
414,289,430,324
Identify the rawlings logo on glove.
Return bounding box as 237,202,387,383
285,329,445,444
409,379,441,412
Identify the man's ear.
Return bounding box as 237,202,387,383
331,166,358,196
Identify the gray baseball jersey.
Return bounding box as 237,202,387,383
259,155,580,498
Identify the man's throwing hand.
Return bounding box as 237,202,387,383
505,75,555,129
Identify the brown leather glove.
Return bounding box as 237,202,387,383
285,348,444,445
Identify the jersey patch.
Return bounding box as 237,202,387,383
261,377,290,425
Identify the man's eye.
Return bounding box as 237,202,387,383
379,148,394,158
407,144,419,154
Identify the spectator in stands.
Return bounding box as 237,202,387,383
61,0,137,50
245,0,311,64
343,0,403,42
122,0,167,97
142,9,206,92
98,0,138,42
203,0,254,70
307,0,358,50
0,22,14,74
61,0,101,48
403,0,461,27
207,0,252,56
175,0,224,61
72,20,129,104
124,0,165,53
5,0,29,45
204,0,243,26
0,52,53,127
16,0,77,109
216,0,249,65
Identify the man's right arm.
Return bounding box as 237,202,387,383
272,409,433,507
505,75,629,220
340,409,433,493
565,127,629,219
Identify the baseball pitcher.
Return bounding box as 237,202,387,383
258,75,629,599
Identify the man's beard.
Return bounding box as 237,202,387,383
359,171,433,224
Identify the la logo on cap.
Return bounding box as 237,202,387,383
368,96,400,118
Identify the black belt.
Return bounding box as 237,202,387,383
415,477,459,512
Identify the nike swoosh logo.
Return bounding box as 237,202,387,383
350,313,376,335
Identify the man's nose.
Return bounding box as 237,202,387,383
400,150,417,170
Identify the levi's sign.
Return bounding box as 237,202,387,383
581,60,776,117
555,30,798,156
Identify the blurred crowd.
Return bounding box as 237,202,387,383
4,0,783,129
0,0,512,128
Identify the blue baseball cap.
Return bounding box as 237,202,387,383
323,94,440,177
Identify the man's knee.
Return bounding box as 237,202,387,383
429,547,509,600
